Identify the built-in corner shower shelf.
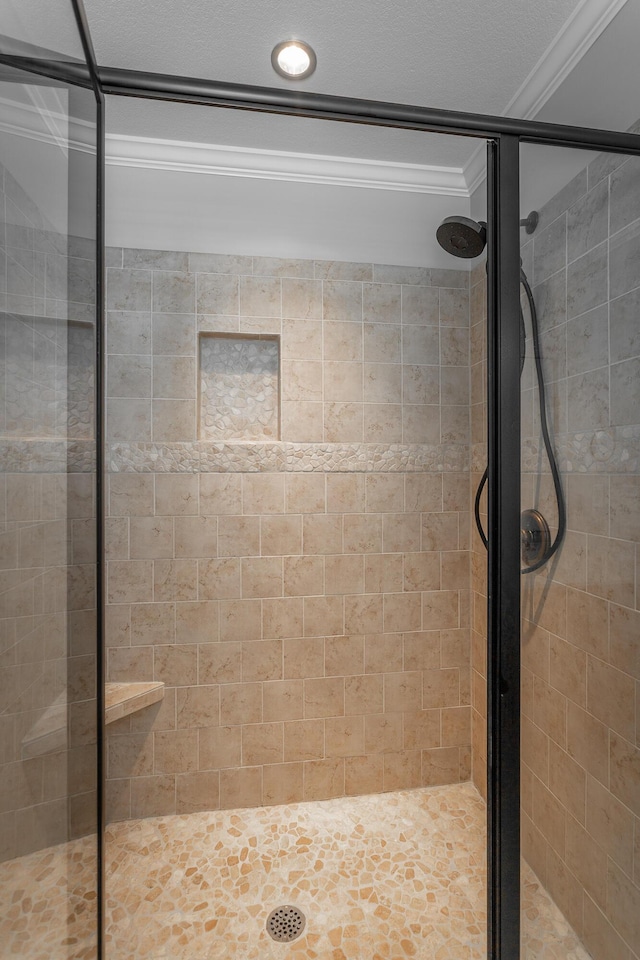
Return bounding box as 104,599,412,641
20,682,165,759
105,682,165,725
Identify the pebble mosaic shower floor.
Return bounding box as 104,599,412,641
0,783,590,959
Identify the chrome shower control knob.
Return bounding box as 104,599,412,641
521,508,551,568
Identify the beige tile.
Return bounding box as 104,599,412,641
365,474,404,514
285,473,326,514
262,597,304,639
304,595,344,637
422,590,460,629
239,275,280,317
586,775,634,875
303,757,344,800
217,516,260,557
587,534,635,607
325,716,364,757
323,401,364,442
284,637,324,679
325,635,364,677
281,320,322,360
241,557,283,598
405,474,443,512
242,639,283,681
174,516,217,558
282,359,323,401
363,402,403,442
154,475,199,516
421,746,460,786
176,685,219,728
175,600,218,644
363,282,401,323
242,474,284,515
383,749,421,790
303,514,342,554
262,762,304,804
219,598,261,642
242,722,283,765
549,741,586,824
263,680,303,721
154,729,198,774
261,515,302,556
609,602,640,680
546,636,586,712
609,732,640,814
304,676,344,718
324,360,363,402
280,400,323,441
533,677,567,748
365,633,403,674
323,321,362,361
404,552,440,591
198,725,241,769
384,671,423,712
130,602,175,645
325,554,364,595
365,713,403,753
199,473,242,516
175,770,220,813
219,766,262,808
154,644,198,685
326,474,365,514
344,593,383,634
565,814,608,909
284,718,324,761
401,284,439,324
566,701,609,785
197,557,241,600
129,517,173,560
198,641,242,684
344,755,384,795
343,514,382,554
283,555,324,597
364,322,401,361
403,632,440,671
282,278,322,319
344,673,383,715
587,657,636,741
130,774,175,818
364,553,403,593
152,399,196,442
403,709,440,749
108,560,153,604
108,645,153,682
153,558,197,601
219,682,262,725
383,592,422,632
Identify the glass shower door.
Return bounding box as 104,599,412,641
519,141,640,960
0,5,101,958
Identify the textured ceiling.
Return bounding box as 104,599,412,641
83,0,584,115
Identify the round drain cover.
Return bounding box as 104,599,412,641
266,905,306,942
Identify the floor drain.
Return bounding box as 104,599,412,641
266,905,306,942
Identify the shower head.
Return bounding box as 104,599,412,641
436,210,540,260
436,216,487,259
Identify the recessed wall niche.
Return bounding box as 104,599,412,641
199,332,280,441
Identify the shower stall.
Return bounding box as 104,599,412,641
1,2,639,959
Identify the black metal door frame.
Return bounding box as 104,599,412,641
3,5,640,957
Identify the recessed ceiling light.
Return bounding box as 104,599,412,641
271,40,317,80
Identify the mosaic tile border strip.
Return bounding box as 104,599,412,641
474,426,640,475
108,440,470,474
1,439,96,473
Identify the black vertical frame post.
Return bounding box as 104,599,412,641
486,135,522,959
69,2,106,956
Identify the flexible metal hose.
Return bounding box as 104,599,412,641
474,268,566,574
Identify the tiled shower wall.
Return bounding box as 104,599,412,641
517,151,640,960
0,158,97,863
104,250,472,820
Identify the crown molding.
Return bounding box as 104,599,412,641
504,0,628,122
463,0,628,196
105,134,469,196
